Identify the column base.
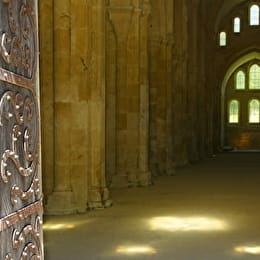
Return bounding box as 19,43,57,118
88,187,113,210
111,171,151,188
166,167,176,176
45,191,77,215
110,175,129,188
176,159,189,168
137,170,151,186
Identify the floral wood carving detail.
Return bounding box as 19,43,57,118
0,0,36,79
0,90,39,204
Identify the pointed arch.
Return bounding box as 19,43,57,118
215,0,247,31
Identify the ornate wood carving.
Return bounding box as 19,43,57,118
0,0,43,259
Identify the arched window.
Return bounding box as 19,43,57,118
250,5,260,25
249,64,260,89
219,32,226,46
249,99,260,123
236,71,245,89
234,17,241,33
229,100,239,123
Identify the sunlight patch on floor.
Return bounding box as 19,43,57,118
235,245,260,255
43,223,76,230
149,216,228,232
116,246,157,255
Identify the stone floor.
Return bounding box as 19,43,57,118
44,152,260,260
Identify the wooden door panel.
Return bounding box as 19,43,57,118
0,0,43,259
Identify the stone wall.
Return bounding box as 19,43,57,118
39,0,216,214
149,0,175,175
204,0,260,151
149,0,212,176
40,0,110,214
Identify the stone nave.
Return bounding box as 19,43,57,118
1,0,260,259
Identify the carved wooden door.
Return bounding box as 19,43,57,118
0,0,43,259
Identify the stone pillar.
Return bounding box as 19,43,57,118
149,0,167,175
165,34,176,175
87,0,111,209
107,0,151,187
148,0,176,175
45,0,76,214
107,4,134,187
197,1,207,159
172,0,189,167
44,0,110,214
105,16,117,186
138,0,151,185
187,0,200,163
165,0,175,175
69,0,89,213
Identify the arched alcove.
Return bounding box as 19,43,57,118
221,51,260,148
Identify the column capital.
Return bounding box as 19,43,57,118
141,0,151,15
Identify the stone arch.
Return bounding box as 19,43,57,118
215,0,248,32
220,51,260,146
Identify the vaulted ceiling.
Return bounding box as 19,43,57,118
203,0,248,31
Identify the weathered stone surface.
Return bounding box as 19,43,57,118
40,0,110,214
39,0,215,215
105,0,151,188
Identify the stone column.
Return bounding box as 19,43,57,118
105,15,117,185
107,4,134,187
148,0,176,175
165,0,175,175
107,1,151,187
172,0,189,167
149,0,165,175
197,1,207,159
46,0,75,214
165,34,175,175
138,0,151,185
69,0,89,213
187,0,200,163
87,0,111,209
